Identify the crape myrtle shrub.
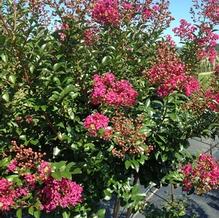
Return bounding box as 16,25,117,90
0,0,218,217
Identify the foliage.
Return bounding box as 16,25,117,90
0,0,218,217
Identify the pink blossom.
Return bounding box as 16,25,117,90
92,0,120,26
0,178,15,211
38,161,51,181
39,178,83,212
173,19,197,41
7,160,17,172
122,2,133,10
24,173,36,186
181,154,219,194
15,187,29,198
152,5,160,11
83,28,98,46
156,75,185,97
204,0,219,23
0,178,12,192
181,163,193,176
147,62,186,85
183,76,200,96
205,89,219,112
182,177,193,192
56,23,70,41
196,24,219,63
91,72,138,107
102,126,113,140
84,112,110,136
142,8,152,19
102,72,116,85
147,61,199,97
165,34,176,47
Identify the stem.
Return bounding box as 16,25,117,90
170,184,174,203
133,172,139,184
126,208,132,218
113,196,120,218
44,112,58,135
126,173,139,218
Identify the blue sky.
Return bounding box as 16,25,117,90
165,0,194,44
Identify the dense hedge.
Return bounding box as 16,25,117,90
0,1,218,217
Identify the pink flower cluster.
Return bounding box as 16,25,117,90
90,0,172,28
205,89,219,112
38,161,51,181
173,19,197,41
142,4,159,18
0,178,29,211
0,176,83,213
184,76,200,97
7,159,51,186
83,28,98,46
0,178,16,211
204,0,219,24
147,62,200,97
7,160,17,172
120,1,136,22
173,19,219,64
91,72,138,107
1,146,83,213
142,8,152,20
39,178,83,212
24,173,36,186
83,112,110,136
92,0,120,26
122,2,133,11
181,154,219,194
196,24,219,63
165,35,176,47
56,23,70,41
38,162,83,212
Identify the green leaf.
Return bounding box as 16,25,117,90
62,211,70,218
16,208,22,218
52,161,67,170
58,85,76,102
41,105,48,111
71,167,82,175
145,99,151,108
30,139,39,145
9,75,16,84
102,56,111,64
6,175,21,183
140,126,151,135
0,157,10,168
53,63,63,71
132,160,140,172
161,154,168,162
104,188,112,200
2,92,9,102
33,210,40,218
30,65,35,74
0,53,8,63
96,209,106,218
28,206,34,216
51,171,62,180
125,160,131,170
